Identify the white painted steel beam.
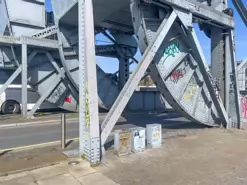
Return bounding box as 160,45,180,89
0,36,58,49
78,0,86,159
79,0,100,165
21,43,27,118
101,11,178,145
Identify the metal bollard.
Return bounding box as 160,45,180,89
61,113,66,149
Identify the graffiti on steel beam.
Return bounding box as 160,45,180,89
119,132,131,152
183,84,198,103
50,85,65,102
170,61,188,84
163,41,180,64
241,96,247,119
85,83,90,129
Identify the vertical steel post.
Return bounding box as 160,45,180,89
21,43,28,118
78,0,86,158
211,27,225,105
61,113,66,149
119,58,130,90
85,0,100,164
79,0,100,165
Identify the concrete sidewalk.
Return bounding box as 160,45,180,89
97,128,247,185
0,159,119,185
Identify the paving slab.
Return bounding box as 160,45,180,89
0,172,29,182
78,172,120,185
0,175,35,185
36,173,81,185
97,128,247,185
68,160,96,178
31,164,67,181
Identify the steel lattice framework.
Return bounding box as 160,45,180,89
0,0,246,164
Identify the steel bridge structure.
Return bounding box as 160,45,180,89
0,0,246,164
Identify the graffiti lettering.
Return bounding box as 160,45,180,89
163,42,180,64
85,83,90,128
183,84,198,103
51,85,64,102
119,133,131,152
65,97,72,104
241,96,247,119
170,67,186,83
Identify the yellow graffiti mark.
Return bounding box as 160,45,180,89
85,133,91,140
152,133,161,138
119,133,131,152
183,84,198,103
85,83,90,128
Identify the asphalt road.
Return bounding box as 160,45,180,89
0,112,208,150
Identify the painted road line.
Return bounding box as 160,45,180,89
0,111,167,129
0,132,115,153
0,138,79,153
0,128,208,153
0,115,109,129
0,118,78,128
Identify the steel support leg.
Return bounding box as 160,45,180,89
21,44,28,118
78,0,86,159
186,27,229,126
225,30,241,128
211,27,225,105
79,0,100,165
100,11,177,146
119,57,130,89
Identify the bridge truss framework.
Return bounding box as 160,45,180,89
0,0,246,165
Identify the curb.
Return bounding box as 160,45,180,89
0,162,61,178
0,118,79,128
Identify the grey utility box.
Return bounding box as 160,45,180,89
114,129,132,156
146,124,162,148
130,127,146,153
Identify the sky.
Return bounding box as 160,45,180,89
46,0,246,74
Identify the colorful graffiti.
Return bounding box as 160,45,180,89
85,83,90,128
183,84,198,103
119,132,131,154
170,67,186,83
163,42,180,64
65,97,72,104
241,96,247,119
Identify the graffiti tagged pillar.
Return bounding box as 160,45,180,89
79,0,100,165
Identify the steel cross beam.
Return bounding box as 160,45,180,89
101,11,178,145
0,51,37,96
0,36,58,49
151,0,235,28
232,0,247,26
